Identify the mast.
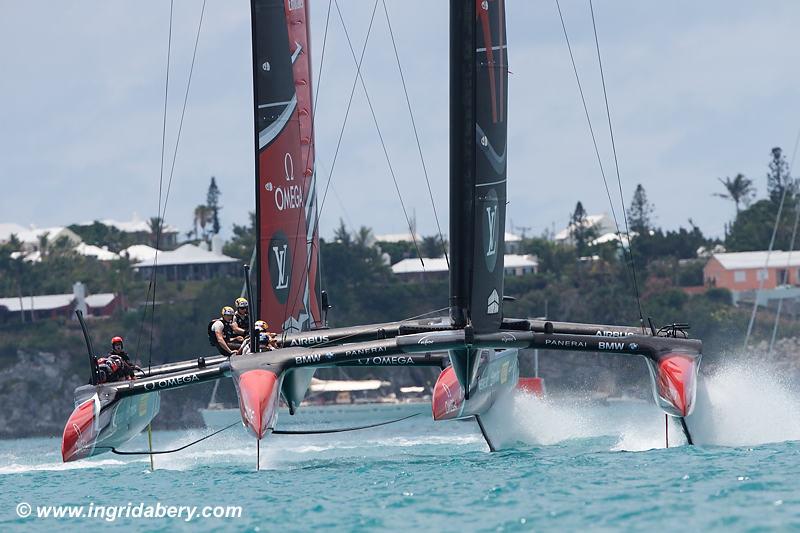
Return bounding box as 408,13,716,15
449,0,508,333
250,0,321,333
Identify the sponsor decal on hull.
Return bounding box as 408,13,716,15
356,356,415,366
344,346,387,357
294,354,322,365
143,373,199,391
598,341,626,351
544,339,587,348
595,330,634,337
289,334,330,346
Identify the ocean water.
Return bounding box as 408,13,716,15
3,363,800,531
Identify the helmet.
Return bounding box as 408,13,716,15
254,320,268,331
221,306,235,316
111,336,123,347
235,297,248,309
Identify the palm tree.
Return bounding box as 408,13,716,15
148,217,164,248
714,174,755,214
193,205,213,242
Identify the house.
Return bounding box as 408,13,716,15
504,232,523,254
392,254,538,282
132,243,240,281
704,251,800,291
0,224,82,252
703,250,800,306
554,213,615,244
76,215,180,249
0,282,121,323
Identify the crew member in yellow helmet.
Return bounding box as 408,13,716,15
207,306,238,356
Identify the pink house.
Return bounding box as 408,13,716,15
704,251,800,291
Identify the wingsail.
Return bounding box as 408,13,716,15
449,0,508,333
252,0,321,334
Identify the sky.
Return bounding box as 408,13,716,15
1,0,800,242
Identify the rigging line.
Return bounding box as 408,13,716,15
277,0,334,342
279,0,377,344
554,0,640,327
588,0,645,328
381,0,449,268
148,0,175,372
743,136,800,347
160,0,207,225
97,421,239,456
766,128,800,354
334,0,425,266
135,0,174,370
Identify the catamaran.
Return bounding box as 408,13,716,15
62,0,704,463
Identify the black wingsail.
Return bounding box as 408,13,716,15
448,0,508,394
449,0,508,333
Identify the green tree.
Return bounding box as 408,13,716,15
627,184,655,234
193,205,213,242
420,235,445,258
223,212,256,261
714,173,754,214
206,177,221,235
569,201,597,255
767,147,794,203
148,217,165,248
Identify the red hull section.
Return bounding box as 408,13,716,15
517,377,545,397
62,397,98,462
656,354,697,417
235,369,280,439
432,366,465,421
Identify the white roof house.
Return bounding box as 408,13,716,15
374,232,423,244
121,244,160,263
0,223,29,243
132,244,238,268
0,224,82,249
98,217,178,235
554,213,615,242
74,243,120,261
0,291,116,314
710,251,800,270
392,254,538,277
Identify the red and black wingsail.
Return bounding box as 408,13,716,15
251,0,321,334
449,0,508,333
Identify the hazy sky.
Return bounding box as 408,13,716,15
1,1,799,241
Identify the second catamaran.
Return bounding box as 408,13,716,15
62,0,703,463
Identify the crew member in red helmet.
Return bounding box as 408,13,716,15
96,336,139,383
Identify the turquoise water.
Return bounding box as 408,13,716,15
3,366,800,531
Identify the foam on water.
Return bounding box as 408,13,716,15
687,359,800,447
482,390,684,451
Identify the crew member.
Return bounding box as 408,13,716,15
208,306,240,356
96,354,126,384
232,297,250,337
239,330,275,355
97,336,139,382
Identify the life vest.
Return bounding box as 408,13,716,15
109,350,130,364
96,355,130,382
234,312,249,332
208,318,234,347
